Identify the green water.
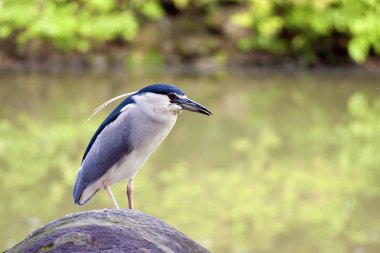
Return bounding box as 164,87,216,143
1,72,380,253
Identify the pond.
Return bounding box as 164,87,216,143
0,71,379,253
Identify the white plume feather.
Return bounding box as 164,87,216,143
88,91,136,121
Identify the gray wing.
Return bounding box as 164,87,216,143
73,105,135,204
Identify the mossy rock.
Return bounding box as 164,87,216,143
6,209,210,253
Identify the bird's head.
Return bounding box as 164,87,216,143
88,84,212,121
135,84,212,116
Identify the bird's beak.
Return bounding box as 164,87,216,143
173,97,213,116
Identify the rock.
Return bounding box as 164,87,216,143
6,209,210,253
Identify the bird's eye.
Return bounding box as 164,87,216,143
168,93,176,100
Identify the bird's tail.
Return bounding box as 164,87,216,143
73,169,84,205
73,168,99,205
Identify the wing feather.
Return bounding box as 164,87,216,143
73,95,136,204
82,95,136,163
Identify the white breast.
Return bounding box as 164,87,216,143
101,93,177,184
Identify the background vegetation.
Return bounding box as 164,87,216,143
0,0,380,69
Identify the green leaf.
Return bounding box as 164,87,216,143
348,37,370,63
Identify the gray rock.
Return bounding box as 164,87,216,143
6,209,210,253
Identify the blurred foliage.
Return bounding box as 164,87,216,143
1,74,380,252
1,0,380,64
233,0,380,63
0,0,162,51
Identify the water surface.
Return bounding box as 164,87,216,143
1,72,379,253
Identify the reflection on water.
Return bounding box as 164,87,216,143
0,72,380,253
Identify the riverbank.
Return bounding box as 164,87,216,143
1,51,379,75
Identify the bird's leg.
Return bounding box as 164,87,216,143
127,179,133,209
103,181,120,209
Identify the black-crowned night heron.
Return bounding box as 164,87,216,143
73,84,212,209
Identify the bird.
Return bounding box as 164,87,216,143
73,84,212,209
